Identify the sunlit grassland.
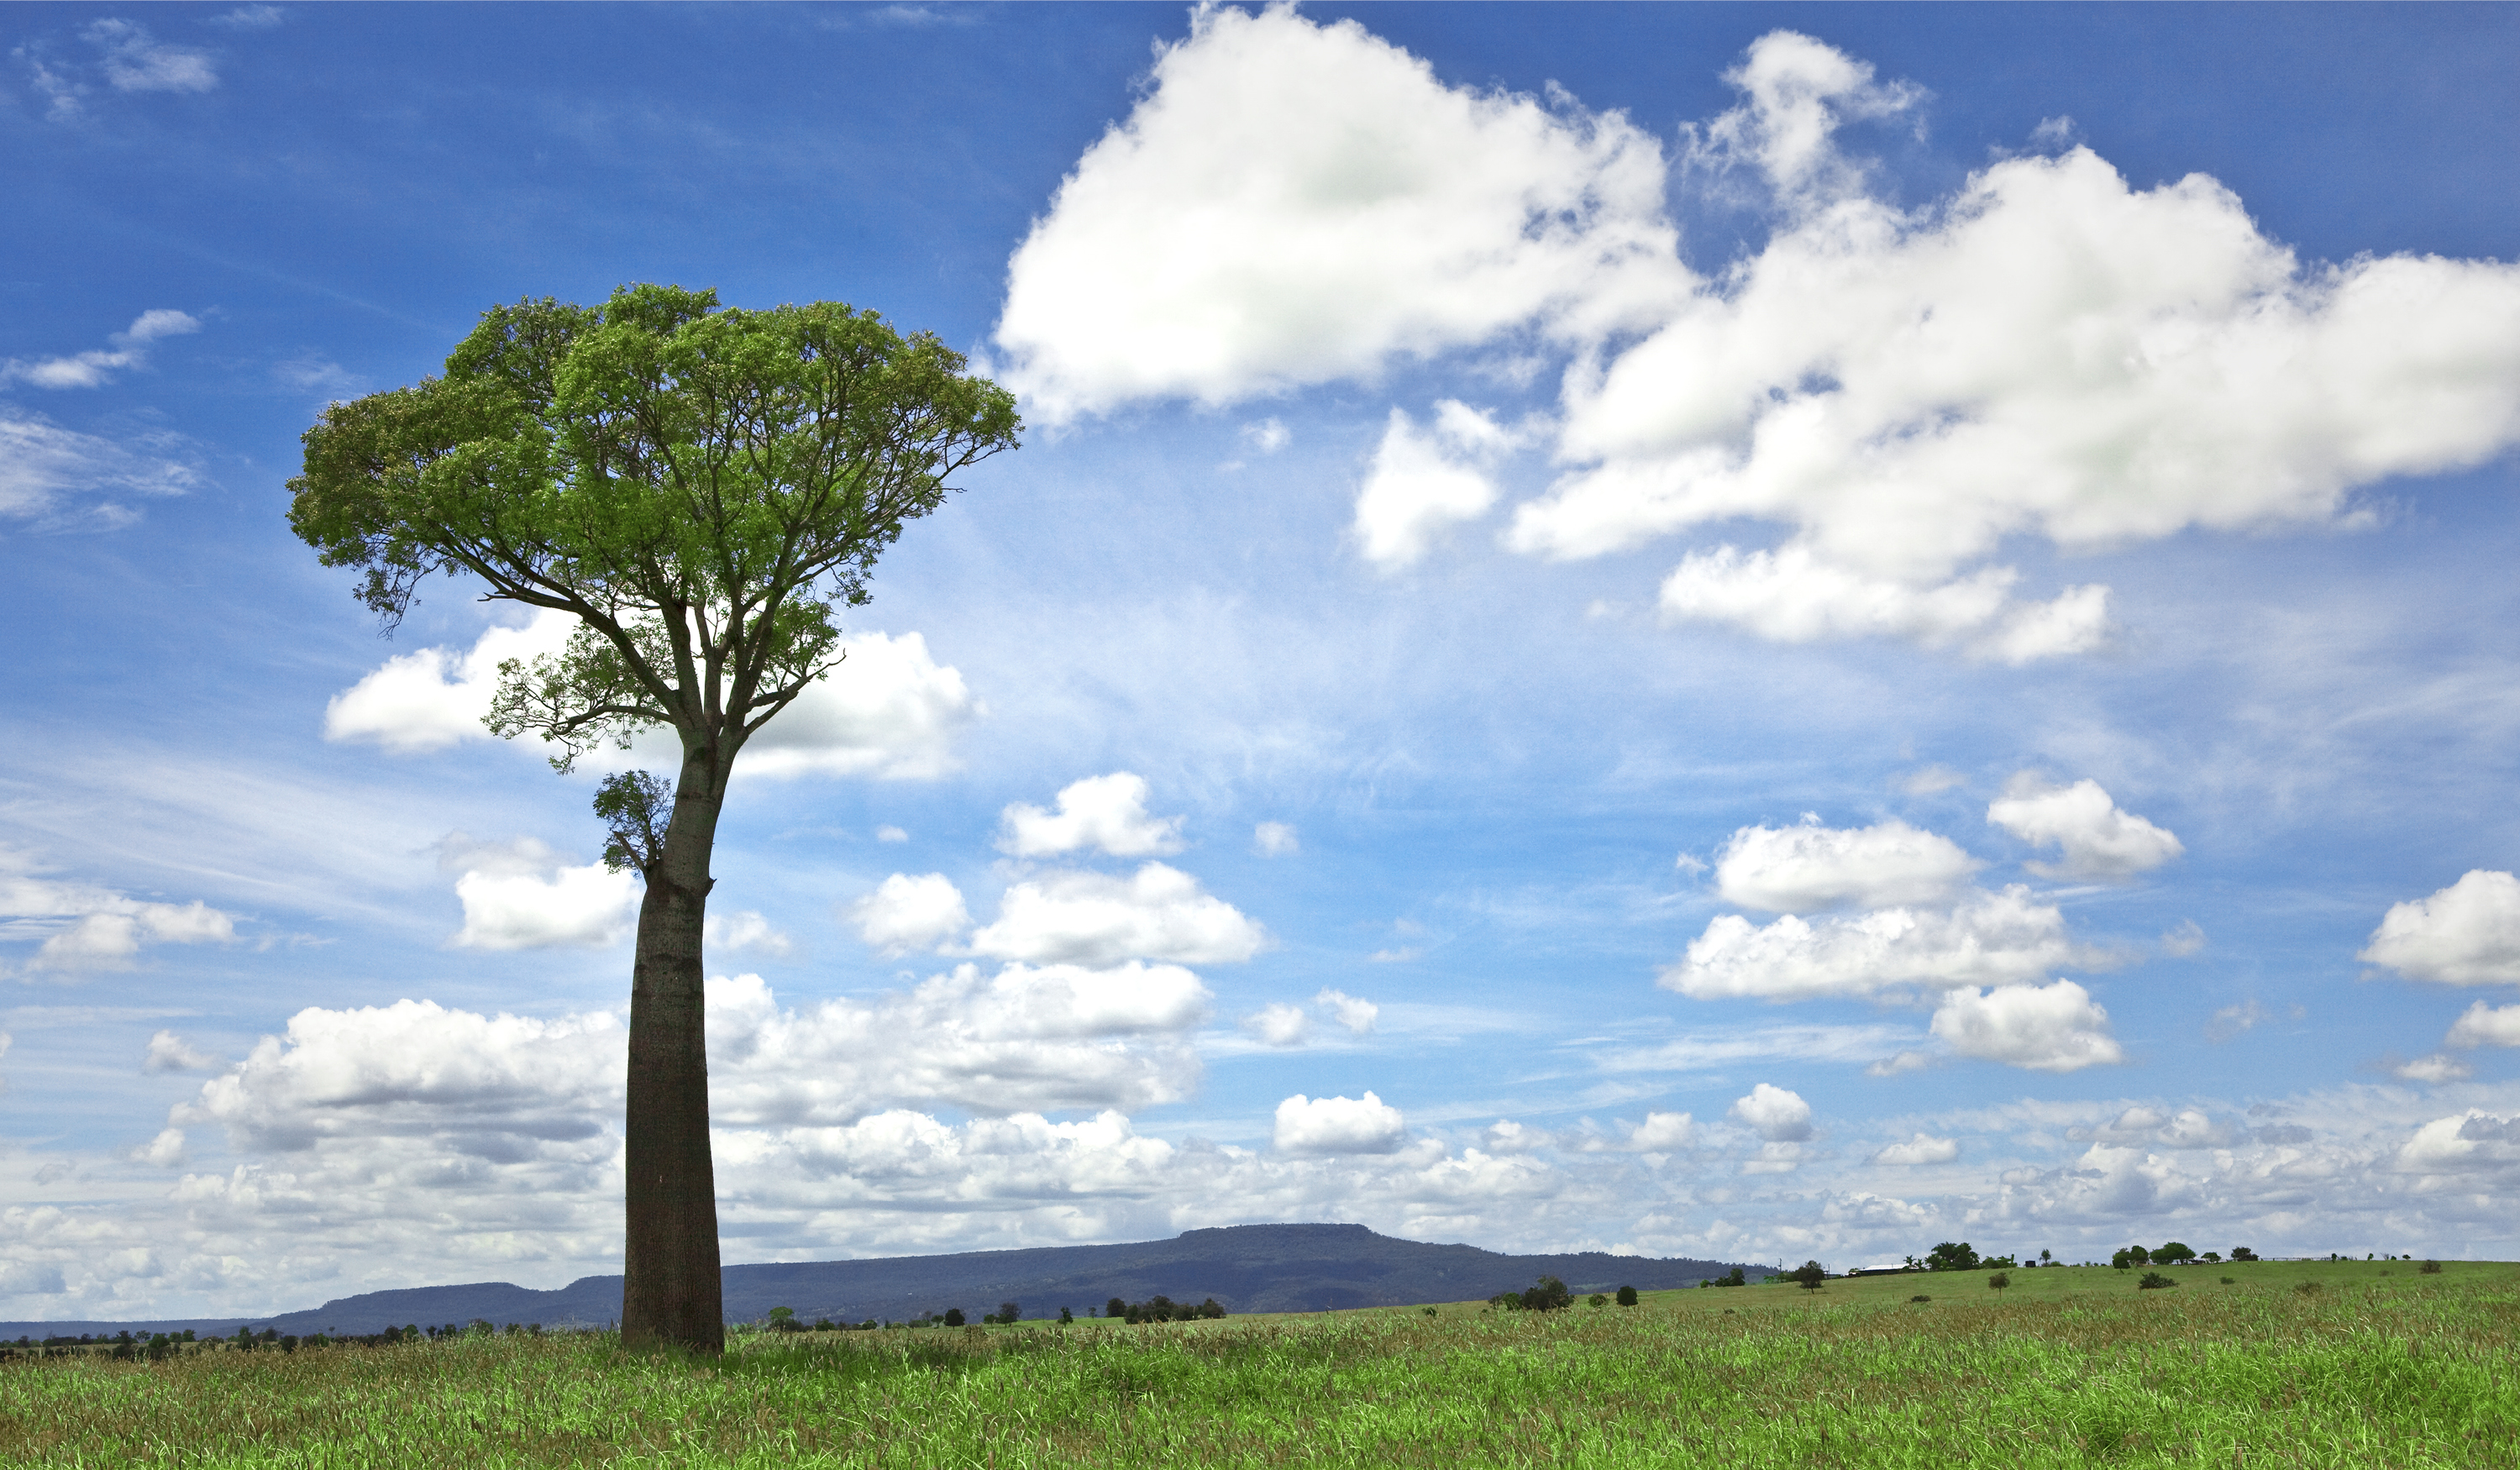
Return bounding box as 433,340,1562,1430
5,1259,2514,1467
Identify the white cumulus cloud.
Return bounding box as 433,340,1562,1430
1353,401,1515,569
996,772,1185,858
1987,775,2184,880
144,1030,220,1074
1242,1002,1310,1047
996,16,2520,659
1664,885,2084,1002
1315,988,1378,1034
993,5,1683,422
2361,870,2520,986
1656,545,2112,664
439,835,638,951
1273,1090,1407,1155
1728,1083,1813,1142
1929,979,2124,1072
1628,1110,1695,1151
1713,816,1979,912
847,873,971,956
2446,1001,2520,1050
968,863,1267,968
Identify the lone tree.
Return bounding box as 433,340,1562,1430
289,284,1020,1352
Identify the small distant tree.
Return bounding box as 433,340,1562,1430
1105,1297,1127,1321
1925,1242,1980,1273
2039,1249,2052,1264
1615,1285,1639,1306
1588,1294,1609,1308
2229,1246,2258,1262
942,1309,966,1327
2138,1272,2176,1290
2155,1242,2197,1264
1719,1267,1746,1288
1790,1261,1828,1291
1058,1306,1074,1324
1523,1276,1572,1311
2201,1251,2222,1263
1987,1271,2010,1290
765,1306,796,1333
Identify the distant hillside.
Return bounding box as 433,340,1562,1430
2,1224,1764,1339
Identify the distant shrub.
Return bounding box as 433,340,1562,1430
1058,1307,1074,1325
2137,1273,2176,1290
2219,1277,2235,1284
1588,1294,1609,1308
2230,1247,2258,1262
1790,1261,1828,1291
1615,1285,1639,1307
942,1309,966,1327
1987,1271,2010,1290
1421,1306,1437,1317
1909,1294,1931,1303
2421,1260,2444,1275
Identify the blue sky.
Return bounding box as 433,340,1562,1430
4,2,2518,1320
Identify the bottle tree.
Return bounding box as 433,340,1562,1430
290,285,1019,1351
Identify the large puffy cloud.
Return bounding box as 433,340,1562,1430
1509,36,2520,650
0,403,200,529
993,5,1683,421
995,773,1184,858
1664,885,2087,1003
1000,17,2520,658
439,835,638,951
326,612,977,780
1352,402,1515,569
1273,1091,1407,1155
176,999,625,1157
0,848,235,975
968,863,1268,968
1714,816,1978,912
1986,776,2183,881
1929,979,2124,1073
2361,870,2520,986
1728,1083,1813,1142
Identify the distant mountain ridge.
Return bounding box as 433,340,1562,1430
2,1223,1765,1339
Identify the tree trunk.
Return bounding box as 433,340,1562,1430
618,756,727,1352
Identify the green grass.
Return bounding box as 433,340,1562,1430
4,1259,2515,1467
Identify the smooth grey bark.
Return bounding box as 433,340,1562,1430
619,747,732,1352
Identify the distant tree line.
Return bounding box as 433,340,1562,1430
1101,1294,1226,1324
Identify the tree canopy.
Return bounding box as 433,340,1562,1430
291,283,1019,779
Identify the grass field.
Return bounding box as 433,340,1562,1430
4,1258,2514,1467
